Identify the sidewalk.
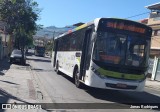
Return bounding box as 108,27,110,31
0,58,49,112
145,78,160,91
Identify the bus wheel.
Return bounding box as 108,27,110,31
74,70,81,88
56,61,60,74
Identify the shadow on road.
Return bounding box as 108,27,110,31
14,62,30,67
0,88,35,112
59,72,160,110
85,88,160,103
27,57,51,63
87,88,160,110
26,51,34,56
26,51,50,59
0,57,37,112
0,80,19,85
0,88,26,103
31,68,43,71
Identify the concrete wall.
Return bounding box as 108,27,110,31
0,31,11,59
148,18,160,26
151,57,160,81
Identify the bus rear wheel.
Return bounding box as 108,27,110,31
74,70,82,88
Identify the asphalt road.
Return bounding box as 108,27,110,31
27,50,160,112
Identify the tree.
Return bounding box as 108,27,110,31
0,0,41,64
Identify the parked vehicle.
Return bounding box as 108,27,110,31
34,46,45,57
10,49,26,65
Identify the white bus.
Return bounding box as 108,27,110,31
51,18,152,91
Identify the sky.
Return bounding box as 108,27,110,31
35,0,160,27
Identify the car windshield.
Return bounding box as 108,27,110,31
13,50,21,54
93,31,149,67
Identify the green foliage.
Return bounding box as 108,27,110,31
26,36,33,46
45,41,53,52
0,0,41,49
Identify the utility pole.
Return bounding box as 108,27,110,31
3,25,7,58
4,26,6,46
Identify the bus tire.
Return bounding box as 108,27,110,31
74,70,82,88
56,61,60,74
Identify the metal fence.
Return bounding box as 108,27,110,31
148,58,154,74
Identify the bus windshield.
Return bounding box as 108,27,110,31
93,31,149,67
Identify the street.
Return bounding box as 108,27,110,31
0,0,160,112
26,49,160,111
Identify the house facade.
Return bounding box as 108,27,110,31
141,3,160,81
140,3,160,58
0,21,13,59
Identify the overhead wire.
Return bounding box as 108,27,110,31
125,12,150,19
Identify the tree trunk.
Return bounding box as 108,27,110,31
21,36,25,65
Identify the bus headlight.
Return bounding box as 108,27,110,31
91,66,96,72
95,70,101,76
91,66,105,79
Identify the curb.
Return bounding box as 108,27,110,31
145,85,160,91
28,60,53,104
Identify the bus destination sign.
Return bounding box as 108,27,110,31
106,22,146,34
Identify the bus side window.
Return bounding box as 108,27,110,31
70,34,76,51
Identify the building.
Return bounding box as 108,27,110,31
142,3,160,81
145,3,160,58
0,21,12,59
33,35,46,47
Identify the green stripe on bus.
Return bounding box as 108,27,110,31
97,68,144,80
77,57,81,63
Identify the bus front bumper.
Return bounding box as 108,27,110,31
84,71,146,92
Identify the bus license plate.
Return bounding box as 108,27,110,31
116,83,127,88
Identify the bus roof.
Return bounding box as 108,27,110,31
54,18,151,40
55,20,95,39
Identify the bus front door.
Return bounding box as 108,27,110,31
80,30,93,80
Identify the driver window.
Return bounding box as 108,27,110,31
126,42,145,66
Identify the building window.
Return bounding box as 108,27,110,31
154,30,158,36
158,30,160,36
153,30,160,36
